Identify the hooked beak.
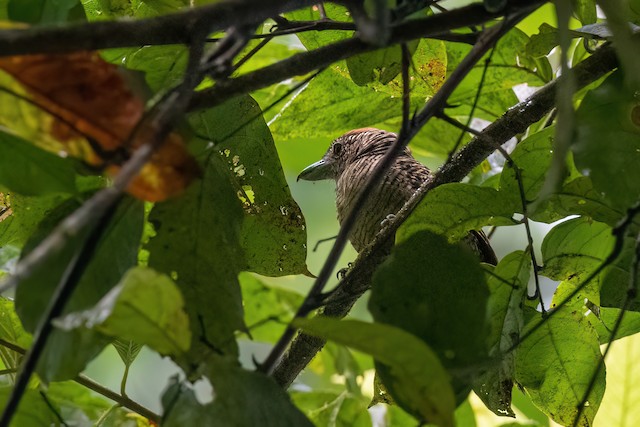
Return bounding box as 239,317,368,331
297,158,334,182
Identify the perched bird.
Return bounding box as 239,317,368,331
297,128,497,264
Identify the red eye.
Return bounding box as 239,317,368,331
332,142,343,155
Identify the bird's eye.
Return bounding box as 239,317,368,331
332,142,343,155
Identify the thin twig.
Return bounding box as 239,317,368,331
0,339,160,423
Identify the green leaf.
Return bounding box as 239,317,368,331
291,391,372,427
525,23,559,57
0,297,32,372
542,217,614,307
112,339,143,368
0,387,58,426
573,70,640,210
44,381,112,422
8,0,82,24
573,0,597,24
0,193,69,249
447,28,546,120
345,39,446,98
515,311,604,426
107,44,309,276
500,126,555,204
147,151,245,363
593,332,640,425
57,267,191,356
531,176,629,226
0,131,77,196
190,96,308,276
162,360,313,427
285,4,353,50
370,231,489,403
240,272,302,343
15,196,144,382
397,183,517,244
474,251,531,417
295,317,455,427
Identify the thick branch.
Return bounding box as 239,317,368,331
272,42,619,388
0,0,319,57
188,0,539,112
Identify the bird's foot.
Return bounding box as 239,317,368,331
380,214,396,230
336,262,354,280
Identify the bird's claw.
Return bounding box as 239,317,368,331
336,262,354,280
380,213,396,230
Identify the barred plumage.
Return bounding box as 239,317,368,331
298,128,496,264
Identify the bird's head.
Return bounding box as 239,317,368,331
297,128,410,182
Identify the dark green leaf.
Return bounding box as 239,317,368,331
474,251,531,417
525,23,559,57
8,0,81,24
57,267,191,357
45,381,112,422
573,70,640,210
398,183,517,244
370,231,489,403
515,311,604,426
162,360,313,427
0,131,77,196
15,197,144,381
295,317,455,427
190,96,308,276
573,0,597,24
0,193,69,249
147,151,245,363
0,387,58,426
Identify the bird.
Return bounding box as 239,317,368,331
297,127,497,264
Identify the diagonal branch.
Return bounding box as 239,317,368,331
271,41,619,388
263,1,542,380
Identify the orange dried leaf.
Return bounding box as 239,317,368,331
0,52,198,201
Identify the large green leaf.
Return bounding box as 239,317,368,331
295,317,455,427
162,359,313,427
190,96,308,276
516,311,605,427
573,71,640,210
285,4,353,50
398,183,518,244
56,267,191,357
0,130,77,196
369,230,489,403
8,0,83,24
147,151,245,364
105,43,308,276
593,332,640,425
14,196,144,382
474,251,530,417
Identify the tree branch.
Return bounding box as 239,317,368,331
271,41,619,388
0,0,321,57
188,0,543,112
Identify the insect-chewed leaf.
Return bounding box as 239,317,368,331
516,311,604,427
0,52,198,201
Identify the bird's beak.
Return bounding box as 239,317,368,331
297,158,334,182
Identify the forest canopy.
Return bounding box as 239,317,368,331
0,0,639,426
